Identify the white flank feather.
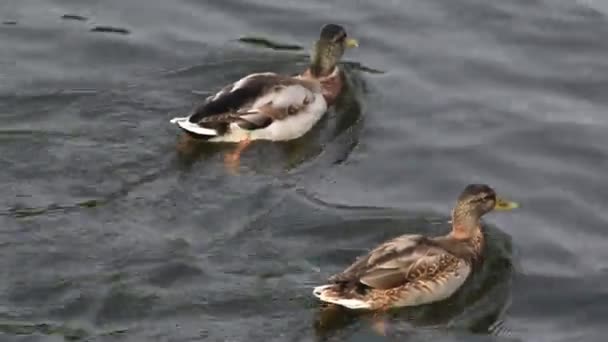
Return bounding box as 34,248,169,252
230,72,277,91
312,285,372,310
170,116,218,136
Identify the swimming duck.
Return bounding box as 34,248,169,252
312,184,518,311
170,24,358,164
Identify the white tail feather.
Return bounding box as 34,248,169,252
312,284,371,310
170,117,218,136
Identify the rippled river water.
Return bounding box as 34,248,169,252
1,0,608,341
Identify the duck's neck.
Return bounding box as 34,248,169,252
447,209,485,258
308,64,336,78
302,65,339,80
308,41,339,78
449,208,482,240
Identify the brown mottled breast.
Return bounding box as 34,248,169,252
431,231,484,265
300,67,343,107
319,72,342,107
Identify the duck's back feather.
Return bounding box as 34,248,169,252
172,72,324,140
313,234,476,309
328,235,434,288
188,73,275,124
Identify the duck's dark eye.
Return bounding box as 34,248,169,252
475,194,490,202
481,194,497,202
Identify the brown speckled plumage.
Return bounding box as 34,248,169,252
313,184,516,310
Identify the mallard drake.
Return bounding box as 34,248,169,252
312,184,518,311
170,24,358,164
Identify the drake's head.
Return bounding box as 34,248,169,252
309,24,358,77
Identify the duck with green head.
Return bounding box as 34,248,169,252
170,24,358,168
302,23,358,105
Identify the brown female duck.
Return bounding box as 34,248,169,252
313,184,518,310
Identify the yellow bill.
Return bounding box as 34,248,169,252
494,196,519,211
345,38,359,48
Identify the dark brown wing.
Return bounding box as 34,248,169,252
328,235,423,283
328,235,455,290
188,73,297,123
185,73,315,133
188,75,268,124
193,111,274,131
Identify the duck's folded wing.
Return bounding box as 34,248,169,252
188,75,271,123
359,245,448,289
328,235,452,290
172,73,315,135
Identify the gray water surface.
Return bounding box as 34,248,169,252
1,0,607,341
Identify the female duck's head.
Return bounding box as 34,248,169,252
309,24,358,77
451,184,518,237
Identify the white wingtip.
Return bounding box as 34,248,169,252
312,284,371,310
313,284,333,298
170,117,218,136
169,116,188,124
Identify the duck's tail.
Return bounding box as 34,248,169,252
170,116,219,137
312,284,372,310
